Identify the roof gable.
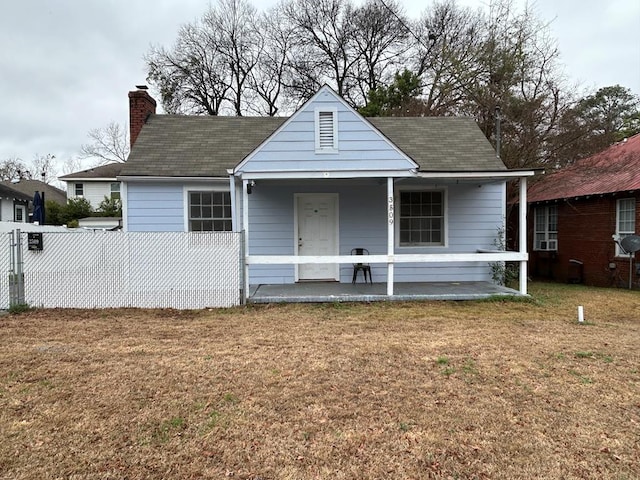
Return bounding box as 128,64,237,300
234,85,419,176
528,133,640,202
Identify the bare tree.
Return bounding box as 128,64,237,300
61,156,82,176
403,0,568,169
204,0,263,115
351,0,411,103
470,0,567,170
283,0,360,102
80,121,129,164
0,157,28,182
146,20,231,115
141,0,577,177
30,153,58,183
0,154,58,183
145,0,413,113
413,0,485,115
247,5,295,116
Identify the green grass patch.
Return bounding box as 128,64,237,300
153,416,186,443
574,351,594,359
8,303,33,315
223,392,240,405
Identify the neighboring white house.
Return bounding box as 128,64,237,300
0,179,67,222
59,163,123,208
0,184,32,223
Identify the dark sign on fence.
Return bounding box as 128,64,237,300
28,232,43,251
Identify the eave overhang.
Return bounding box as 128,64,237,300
61,177,118,182
416,169,537,179
118,175,228,183
233,169,417,180
529,188,638,205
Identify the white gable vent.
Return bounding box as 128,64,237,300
315,108,338,152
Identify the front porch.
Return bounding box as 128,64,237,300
238,176,532,303
248,281,522,303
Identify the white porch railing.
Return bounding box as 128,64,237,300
245,251,528,301
247,252,527,264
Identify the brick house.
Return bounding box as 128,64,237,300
526,133,640,288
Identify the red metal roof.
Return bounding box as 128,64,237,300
528,133,640,203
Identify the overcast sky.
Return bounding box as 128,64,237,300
1,0,638,177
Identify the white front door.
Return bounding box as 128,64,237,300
296,194,339,281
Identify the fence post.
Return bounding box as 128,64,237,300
8,229,25,307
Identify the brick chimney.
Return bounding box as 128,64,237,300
128,85,156,148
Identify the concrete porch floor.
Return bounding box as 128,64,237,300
248,281,523,303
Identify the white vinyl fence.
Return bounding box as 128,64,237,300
2,230,242,309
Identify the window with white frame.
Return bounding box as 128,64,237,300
534,205,558,251
616,198,636,256
315,108,338,152
75,183,84,197
15,205,25,222
110,182,120,200
188,191,232,232
398,190,445,246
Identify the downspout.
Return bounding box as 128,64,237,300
387,177,395,296
495,105,501,158
228,172,238,232
121,181,128,231
242,178,250,304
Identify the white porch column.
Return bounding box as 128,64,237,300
242,179,250,303
519,177,528,295
387,177,395,296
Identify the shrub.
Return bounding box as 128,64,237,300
63,198,93,224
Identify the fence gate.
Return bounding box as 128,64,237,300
4,230,243,309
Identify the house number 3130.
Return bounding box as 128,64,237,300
388,196,394,224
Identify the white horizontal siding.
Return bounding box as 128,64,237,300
1,200,14,221
68,181,114,208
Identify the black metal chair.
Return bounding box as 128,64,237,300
351,248,372,283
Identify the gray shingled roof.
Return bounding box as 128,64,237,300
0,184,32,202
368,117,506,171
0,180,67,205
122,114,504,177
59,163,123,180
122,116,286,177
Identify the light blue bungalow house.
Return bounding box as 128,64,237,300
120,85,534,302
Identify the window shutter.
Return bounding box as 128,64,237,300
318,111,335,149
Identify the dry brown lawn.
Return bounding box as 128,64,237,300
0,283,638,479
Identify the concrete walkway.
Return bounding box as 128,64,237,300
248,281,522,303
